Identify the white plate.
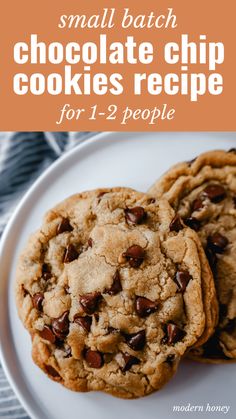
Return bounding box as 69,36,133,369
0,132,236,419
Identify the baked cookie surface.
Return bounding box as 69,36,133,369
149,149,236,362
16,187,212,397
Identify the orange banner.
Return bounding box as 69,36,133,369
0,0,235,130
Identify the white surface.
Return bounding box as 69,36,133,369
0,132,236,419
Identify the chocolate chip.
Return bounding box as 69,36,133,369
52,311,69,340
169,215,183,232
84,349,104,368
104,270,122,295
45,365,60,378
57,218,73,234
88,238,93,248
39,325,55,343
233,197,236,208
42,263,51,280
207,232,229,254
122,245,145,268
166,323,185,345
32,293,44,311
135,296,158,317
63,244,78,263
80,292,102,314
184,217,201,231
122,353,141,372
228,148,236,153
202,184,226,203
125,207,147,225
74,315,92,332
192,198,204,212
174,271,192,292
125,330,146,351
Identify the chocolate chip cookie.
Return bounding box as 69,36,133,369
149,149,236,362
16,187,213,398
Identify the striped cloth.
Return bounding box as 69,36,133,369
0,131,96,419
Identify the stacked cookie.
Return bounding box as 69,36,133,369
15,149,236,399
149,149,236,363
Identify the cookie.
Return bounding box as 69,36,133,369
16,187,213,398
149,149,236,362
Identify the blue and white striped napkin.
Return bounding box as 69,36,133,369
0,131,96,419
